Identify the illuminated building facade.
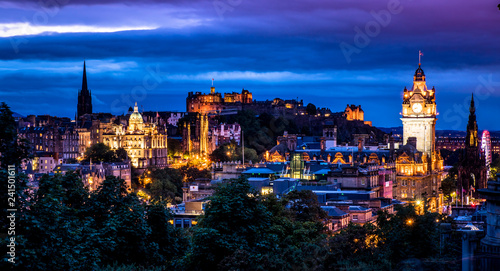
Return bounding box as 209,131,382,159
186,85,252,114
102,103,168,169
396,64,444,210
344,104,364,121
210,123,241,146
401,64,439,168
182,113,210,157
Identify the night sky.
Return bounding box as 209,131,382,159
1,0,499,130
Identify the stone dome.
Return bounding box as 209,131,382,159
129,102,143,125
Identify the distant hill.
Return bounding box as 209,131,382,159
378,127,402,135
378,127,500,138
12,112,25,118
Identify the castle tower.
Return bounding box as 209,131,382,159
458,94,487,196
401,64,437,167
77,61,92,118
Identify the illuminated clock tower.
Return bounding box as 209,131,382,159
401,64,437,163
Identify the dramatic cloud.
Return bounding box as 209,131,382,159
0,23,158,37
0,0,499,130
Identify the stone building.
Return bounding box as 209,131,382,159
400,64,440,169
344,104,364,121
327,163,382,196
101,103,168,169
18,126,60,154
394,64,444,211
210,123,241,146
397,64,444,173
186,85,252,114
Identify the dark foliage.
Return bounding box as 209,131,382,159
142,167,184,202
209,140,259,163
306,103,317,115
440,148,462,166
179,165,211,183
83,143,129,163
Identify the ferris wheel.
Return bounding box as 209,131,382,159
481,130,492,176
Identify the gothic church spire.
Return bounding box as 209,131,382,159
77,61,92,118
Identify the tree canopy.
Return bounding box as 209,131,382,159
209,141,259,163
141,167,184,203
306,103,317,115
2,173,188,270
83,143,129,162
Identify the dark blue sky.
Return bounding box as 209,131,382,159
1,0,499,130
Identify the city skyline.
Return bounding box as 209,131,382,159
1,0,499,130
2,2,500,269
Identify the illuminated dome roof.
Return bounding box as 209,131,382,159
129,102,143,125
414,64,425,81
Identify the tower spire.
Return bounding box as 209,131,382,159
458,92,487,195
77,60,92,118
470,93,475,114
82,61,88,94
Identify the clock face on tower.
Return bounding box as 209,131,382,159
412,103,422,114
